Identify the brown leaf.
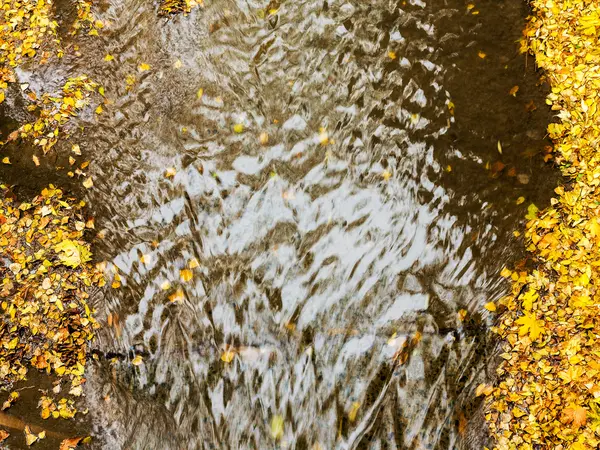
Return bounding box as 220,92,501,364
0,429,8,441
561,406,587,428
60,437,83,450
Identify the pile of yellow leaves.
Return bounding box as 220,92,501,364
0,0,61,103
71,0,104,36
3,76,99,153
0,0,102,157
0,185,104,414
484,0,600,448
159,0,200,15
0,0,59,88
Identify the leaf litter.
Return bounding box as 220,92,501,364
484,0,600,448
0,185,104,433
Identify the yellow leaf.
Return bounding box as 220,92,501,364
348,402,360,422
512,407,526,418
24,426,38,446
104,54,114,61
515,312,545,340
2,157,10,165
169,288,184,303
525,203,539,220
221,350,235,363
132,355,143,366
270,415,284,440
475,384,493,396
233,123,244,133
447,101,455,115
138,63,151,72
521,289,538,311
54,239,91,268
484,302,497,312
478,51,486,59
180,269,193,282
197,88,204,99
509,85,519,96
83,177,93,189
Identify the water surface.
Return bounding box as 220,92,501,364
0,0,558,448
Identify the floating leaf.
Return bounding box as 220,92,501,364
270,415,284,440
180,269,193,282
525,203,539,220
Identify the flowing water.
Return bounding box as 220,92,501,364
0,0,560,448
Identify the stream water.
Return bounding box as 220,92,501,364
0,0,559,448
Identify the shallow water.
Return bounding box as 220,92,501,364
0,0,558,448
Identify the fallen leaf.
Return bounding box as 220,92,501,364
270,415,284,440
484,302,497,312
562,406,587,428
54,239,91,268
525,203,539,220
60,437,83,450
24,426,38,446
259,132,269,145
221,350,235,363
515,312,545,340
180,269,193,282
348,402,360,422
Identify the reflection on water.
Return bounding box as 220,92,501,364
0,0,558,448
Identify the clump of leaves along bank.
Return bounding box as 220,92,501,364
484,0,600,449
0,186,104,413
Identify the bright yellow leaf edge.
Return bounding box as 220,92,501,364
484,0,600,449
